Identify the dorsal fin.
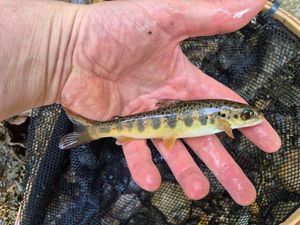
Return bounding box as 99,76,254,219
156,99,181,109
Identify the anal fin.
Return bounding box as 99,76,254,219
116,137,135,145
163,137,177,149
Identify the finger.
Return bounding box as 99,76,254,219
122,140,161,191
185,135,256,206
152,139,209,200
240,119,281,153
176,0,266,37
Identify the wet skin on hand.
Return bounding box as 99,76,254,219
61,0,280,205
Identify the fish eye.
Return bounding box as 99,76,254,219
241,109,255,120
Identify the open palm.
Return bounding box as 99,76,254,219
61,0,281,206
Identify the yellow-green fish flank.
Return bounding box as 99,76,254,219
59,99,264,149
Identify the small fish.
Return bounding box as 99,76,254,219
59,99,264,150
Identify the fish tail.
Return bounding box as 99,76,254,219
59,113,93,150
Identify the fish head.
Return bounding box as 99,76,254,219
225,105,264,128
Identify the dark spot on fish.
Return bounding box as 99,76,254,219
221,113,226,118
115,121,123,131
151,117,161,129
126,121,134,131
99,123,111,133
184,113,193,127
148,30,152,35
167,114,177,128
200,114,207,125
137,119,144,132
234,114,239,119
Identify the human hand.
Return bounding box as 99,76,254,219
61,0,281,206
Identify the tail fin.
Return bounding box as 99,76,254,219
59,112,93,150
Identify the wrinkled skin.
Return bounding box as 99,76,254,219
61,0,281,206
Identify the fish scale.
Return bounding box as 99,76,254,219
59,99,264,150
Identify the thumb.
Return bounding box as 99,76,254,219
175,0,266,37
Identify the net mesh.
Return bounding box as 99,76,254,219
19,6,300,225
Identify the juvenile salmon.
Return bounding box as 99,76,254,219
59,99,264,150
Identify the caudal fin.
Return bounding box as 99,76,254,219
59,111,93,150
59,132,91,149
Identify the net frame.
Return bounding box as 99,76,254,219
262,3,300,224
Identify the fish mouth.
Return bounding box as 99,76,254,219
253,111,264,126
258,112,264,120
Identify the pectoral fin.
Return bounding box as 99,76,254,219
163,137,177,149
217,119,234,139
116,137,134,145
